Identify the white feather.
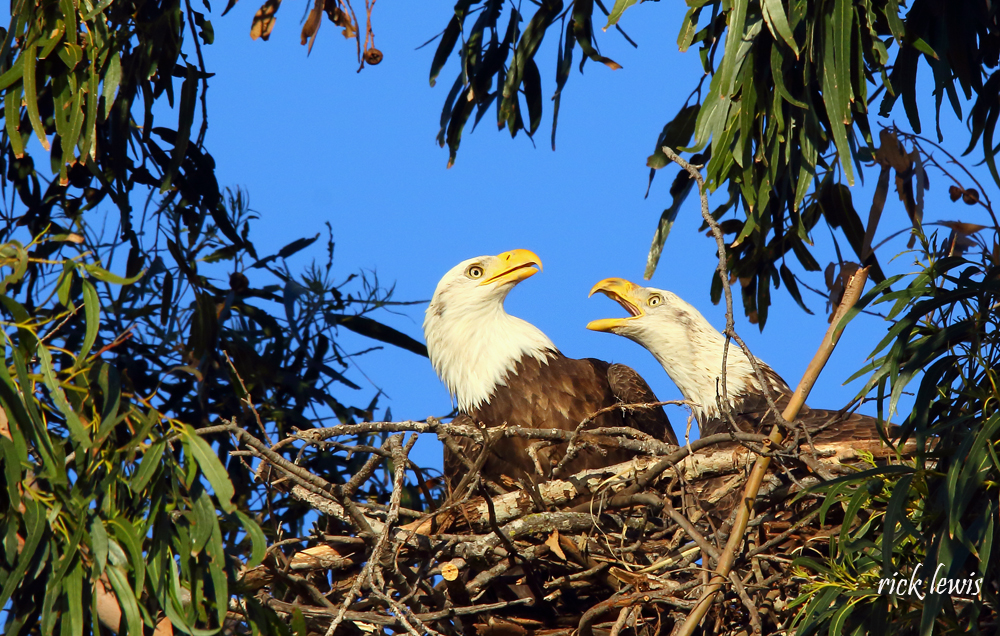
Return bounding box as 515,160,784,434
612,290,785,421
423,256,556,413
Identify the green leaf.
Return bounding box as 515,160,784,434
80,0,115,20
882,473,914,577
37,344,92,448
237,510,267,568
109,517,146,594
73,279,100,369
779,263,812,313
717,0,748,99
102,52,121,119
821,1,854,185
331,314,429,357
277,233,320,259
828,600,855,636
522,57,542,136
180,424,236,513
0,436,22,509
131,439,165,494
292,607,308,636
23,44,50,150
839,486,870,545
604,0,638,29
677,6,701,52
430,16,461,87
573,0,622,70
0,498,46,611
91,516,109,575
0,338,62,476
64,560,85,636
57,41,83,70
771,44,807,110
191,491,216,556
106,565,143,636
761,0,798,56
207,546,229,628
63,83,85,169
551,17,576,150
4,86,25,158
83,263,144,285
882,0,905,44
0,241,29,295
161,66,199,192
0,55,25,92
647,104,700,171
82,58,98,160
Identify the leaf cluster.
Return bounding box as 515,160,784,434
0,207,433,633
0,238,269,634
790,225,1000,634
0,0,433,630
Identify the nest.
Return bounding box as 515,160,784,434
229,417,909,636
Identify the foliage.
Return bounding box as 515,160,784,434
0,236,266,634
0,199,431,632
2,0,999,632
0,0,429,631
1,0,222,244
429,0,1000,327
789,142,1000,634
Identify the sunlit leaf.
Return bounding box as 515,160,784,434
180,424,235,513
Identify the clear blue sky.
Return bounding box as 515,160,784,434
159,3,990,469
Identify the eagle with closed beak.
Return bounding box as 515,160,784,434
424,251,676,490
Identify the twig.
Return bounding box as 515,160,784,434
610,606,635,636
661,146,791,432
324,434,409,636
554,400,690,476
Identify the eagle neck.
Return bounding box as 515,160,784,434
426,300,557,413
639,313,767,423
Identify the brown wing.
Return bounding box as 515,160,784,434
465,353,660,483
702,388,886,442
699,363,792,437
606,363,677,445
790,406,890,442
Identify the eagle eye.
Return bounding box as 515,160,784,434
467,265,485,279
648,294,663,307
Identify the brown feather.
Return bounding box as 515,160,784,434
444,353,673,490
701,386,886,442
607,363,679,445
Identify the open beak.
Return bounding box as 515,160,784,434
587,278,644,332
481,249,542,286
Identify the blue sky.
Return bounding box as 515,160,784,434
105,3,1000,469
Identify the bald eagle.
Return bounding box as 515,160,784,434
424,251,676,490
587,278,882,442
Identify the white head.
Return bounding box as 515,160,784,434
424,249,557,412
587,278,788,421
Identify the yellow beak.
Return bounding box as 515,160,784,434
587,277,644,332
480,249,542,286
